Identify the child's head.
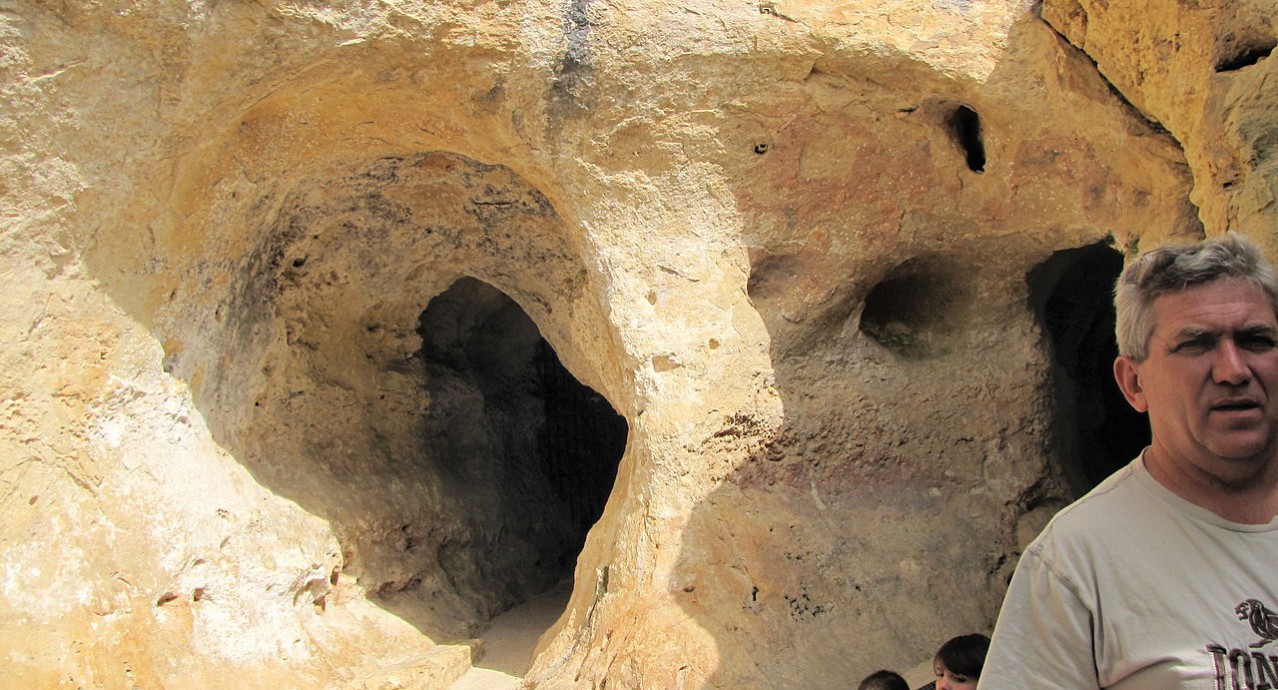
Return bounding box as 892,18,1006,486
933,633,991,690
857,669,909,690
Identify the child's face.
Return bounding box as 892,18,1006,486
934,661,977,690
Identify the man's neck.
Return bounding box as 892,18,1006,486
1142,447,1278,524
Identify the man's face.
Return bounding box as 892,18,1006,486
1114,279,1278,482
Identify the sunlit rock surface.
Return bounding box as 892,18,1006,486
1,1,1269,688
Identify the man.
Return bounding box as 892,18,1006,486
979,233,1278,690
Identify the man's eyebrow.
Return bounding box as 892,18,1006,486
1169,324,1278,342
1171,326,1210,340
1239,324,1278,335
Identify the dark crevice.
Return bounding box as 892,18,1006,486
1038,18,1174,138
1215,39,1275,72
948,105,986,173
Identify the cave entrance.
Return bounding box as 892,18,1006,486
1029,241,1150,494
415,276,627,613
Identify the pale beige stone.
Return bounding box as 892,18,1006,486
355,647,474,690
0,1,1268,689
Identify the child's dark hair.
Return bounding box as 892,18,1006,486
858,669,910,690
935,633,991,677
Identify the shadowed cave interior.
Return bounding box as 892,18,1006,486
860,255,971,359
416,277,627,558
368,276,629,636
1031,241,1150,493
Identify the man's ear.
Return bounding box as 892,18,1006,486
1113,356,1149,413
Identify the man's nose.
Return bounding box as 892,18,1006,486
1214,340,1252,385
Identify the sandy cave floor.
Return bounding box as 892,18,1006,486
447,580,575,690
442,577,936,689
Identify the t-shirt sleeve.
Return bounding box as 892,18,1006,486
978,547,1101,690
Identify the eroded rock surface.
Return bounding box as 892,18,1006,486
0,1,1271,689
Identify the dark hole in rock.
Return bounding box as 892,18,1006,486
1028,241,1149,493
416,277,628,583
860,257,966,359
948,105,986,173
1215,38,1276,72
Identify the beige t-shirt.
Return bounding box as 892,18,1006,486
980,456,1278,690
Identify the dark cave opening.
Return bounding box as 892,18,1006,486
416,277,628,582
1215,38,1276,72
948,105,986,173
860,256,968,359
535,338,629,541
1029,241,1150,493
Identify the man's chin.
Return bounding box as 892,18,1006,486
1209,437,1277,463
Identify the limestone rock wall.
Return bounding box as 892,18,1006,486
1041,0,1276,252
0,1,1268,689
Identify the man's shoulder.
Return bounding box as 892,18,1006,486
1026,461,1146,549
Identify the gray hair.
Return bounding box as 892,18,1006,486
1114,232,1278,361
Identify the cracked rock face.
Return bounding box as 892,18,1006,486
1,1,1271,688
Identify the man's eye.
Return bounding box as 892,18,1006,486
1174,339,1212,354
1241,335,1277,352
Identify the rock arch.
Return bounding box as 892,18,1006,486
98,148,630,642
